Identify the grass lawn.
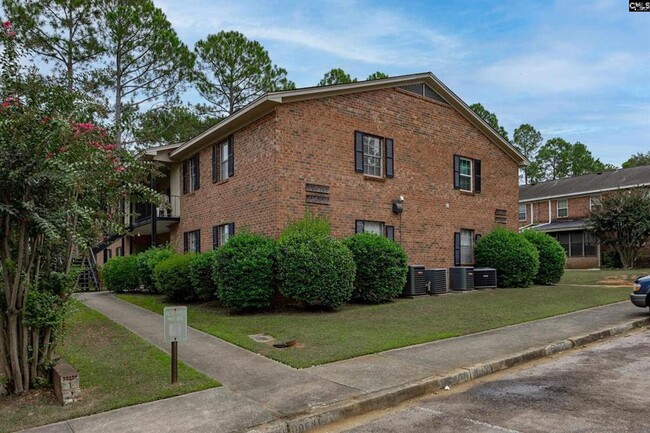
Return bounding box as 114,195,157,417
559,268,649,286
117,279,631,369
0,302,219,433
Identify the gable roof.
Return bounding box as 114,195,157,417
519,165,650,202
169,72,528,166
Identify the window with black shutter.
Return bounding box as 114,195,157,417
386,225,395,241
183,230,200,253
212,225,218,249
183,155,200,193
355,220,389,237
215,223,235,246
354,131,395,178
454,232,461,266
227,136,234,178
215,136,234,182
211,144,218,183
454,154,480,193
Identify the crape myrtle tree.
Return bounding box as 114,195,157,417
588,188,650,269
0,23,158,394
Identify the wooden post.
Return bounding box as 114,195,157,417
171,341,178,384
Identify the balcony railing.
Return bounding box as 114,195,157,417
131,195,180,226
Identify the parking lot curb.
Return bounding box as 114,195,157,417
244,317,649,433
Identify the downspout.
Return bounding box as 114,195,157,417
548,200,552,223
530,203,534,224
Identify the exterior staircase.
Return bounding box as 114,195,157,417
74,247,100,291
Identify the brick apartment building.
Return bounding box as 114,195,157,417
96,73,527,269
519,165,650,268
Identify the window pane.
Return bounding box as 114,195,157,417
519,204,526,221
460,158,472,176
363,221,383,235
584,232,597,256
557,199,568,217
459,175,472,191
460,229,474,264
570,231,583,257
363,135,382,176
557,232,570,255
220,225,230,244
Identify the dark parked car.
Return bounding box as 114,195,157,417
630,275,650,313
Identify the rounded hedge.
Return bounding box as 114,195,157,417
276,232,356,309
190,251,218,301
344,233,408,304
475,228,539,288
101,255,140,293
137,245,177,292
153,254,195,302
522,230,566,285
213,232,276,312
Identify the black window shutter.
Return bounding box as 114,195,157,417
474,159,481,193
385,138,394,178
194,154,200,190
183,232,188,252
454,232,461,266
453,155,460,189
386,225,395,241
182,160,188,194
212,226,218,249
355,220,364,234
354,131,364,173
196,230,201,253
229,222,235,236
211,145,217,183
228,136,234,177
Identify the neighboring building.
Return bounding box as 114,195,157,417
519,165,650,269
96,73,527,269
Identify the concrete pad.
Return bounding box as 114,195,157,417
26,388,275,433
308,354,435,393
19,423,74,433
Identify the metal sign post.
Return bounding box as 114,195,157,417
163,307,187,384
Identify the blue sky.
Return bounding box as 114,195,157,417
156,0,649,166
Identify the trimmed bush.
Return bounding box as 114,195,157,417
214,232,276,312
153,254,195,302
137,245,177,292
189,251,218,301
522,230,566,284
280,212,331,240
277,231,356,309
475,228,539,288
101,255,140,293
344,233,408,304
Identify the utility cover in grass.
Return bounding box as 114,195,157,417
248,333,275,343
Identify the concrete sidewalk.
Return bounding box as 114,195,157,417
22,295,648,433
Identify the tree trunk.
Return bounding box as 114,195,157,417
7,313,23,393
30,329,39,383
0,310,10,379
21,324,29,390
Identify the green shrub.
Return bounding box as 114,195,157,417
153,254,195,302
189,251,218,301
137,245,177,292
280,212,331,240
214,232,276,312
475,228,539,288
344,233,408,303
602,250,623,269
277,231,356,309
522,230,566,284
101,255,140,293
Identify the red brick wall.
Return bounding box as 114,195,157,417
274,88,519,268
519,195,595,229
170,113,280,251
167,87,520,268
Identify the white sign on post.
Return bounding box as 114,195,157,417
164,307,187,343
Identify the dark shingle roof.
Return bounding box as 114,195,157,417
531,220,587,232
519,165,650,202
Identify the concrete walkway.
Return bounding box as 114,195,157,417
22,294,648,433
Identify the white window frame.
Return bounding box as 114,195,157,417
187,231,200,253
557,199,568,218
589,195,601,211
459,157,473,192
518,204,527,221
362,134,383,178
363,221,384,235
219,224,231,245
220,140,230,181
460,229,474,265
